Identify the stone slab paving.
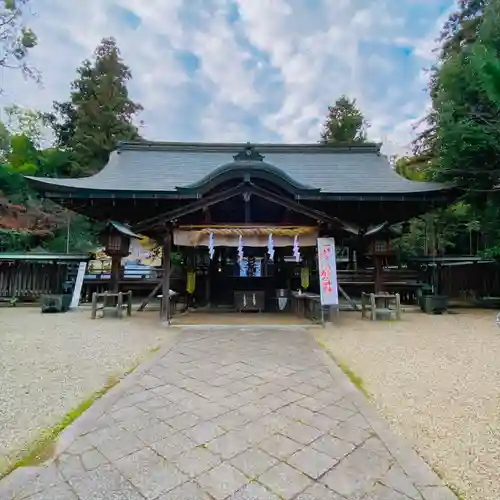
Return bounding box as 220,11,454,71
0,326,457,500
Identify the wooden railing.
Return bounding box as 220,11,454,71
337,269,420,285
336,268,423,302
337,270,374,285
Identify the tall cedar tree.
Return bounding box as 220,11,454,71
392,1,488,259
401,0,500,258
320,96,368,144
440,0,486,59
434,0,500,192
411,0,485,164
49,37,143,175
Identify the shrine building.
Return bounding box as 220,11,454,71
26,141,454,321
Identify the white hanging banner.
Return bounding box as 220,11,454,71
70,261,87,309
237,235,244,262
208,232,215,260
317,238,339,306
267,233,275,260
293,235,300,262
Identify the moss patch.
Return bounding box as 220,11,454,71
0,358,143,480
316,339,370,398
336,359,370,398
447,483,467,500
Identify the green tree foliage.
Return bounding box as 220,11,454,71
0,131,37,201
37,148,73,177
432,0,500,193
5,104,49,147
0,124,97,253
0,38,143,253
320,96,368,144
42,215,97,254
412,1,485,165
8,134,38,173
440,0,486,59
0,229,34,251
0,0,37,86
47,37,143,176
394,156,429,181
396,204,481,258
432,0,500,254
399,0,500,259
0,121,10,162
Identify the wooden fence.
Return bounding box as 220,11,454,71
437,262,500,298
0,260,79,301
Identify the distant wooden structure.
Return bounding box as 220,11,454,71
0,253,90,302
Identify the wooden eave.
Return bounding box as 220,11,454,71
34,186,455,203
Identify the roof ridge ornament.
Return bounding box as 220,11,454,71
233,143,264,162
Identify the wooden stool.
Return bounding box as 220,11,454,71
91,291,132,319
361,292,401,321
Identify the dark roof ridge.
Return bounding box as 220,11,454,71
117,140,382,154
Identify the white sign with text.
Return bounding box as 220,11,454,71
317,238,339,306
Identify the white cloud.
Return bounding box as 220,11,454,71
0,0,455,155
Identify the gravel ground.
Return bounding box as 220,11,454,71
315,309,500,500
0,307,177,474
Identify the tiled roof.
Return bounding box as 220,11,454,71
26,141,447,195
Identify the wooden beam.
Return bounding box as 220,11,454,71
202,206,212,224
134,181,351,233
244,192,251,223
245,184,346,228
137,281,162,312
338,284,360,311
133,183,245,232
161,227,172,324
110,256,121,293
283,208,291,224
374,255,384,294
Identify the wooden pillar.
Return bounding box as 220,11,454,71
205,249,215,307
110,256,121,293
161,227,172,323
374,255,383,294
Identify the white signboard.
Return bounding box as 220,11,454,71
70,261,87,309
317,238,339,306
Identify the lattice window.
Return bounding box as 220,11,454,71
374,240,388,253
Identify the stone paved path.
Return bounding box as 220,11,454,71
0,327,457,500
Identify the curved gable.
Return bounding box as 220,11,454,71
176,144,320,195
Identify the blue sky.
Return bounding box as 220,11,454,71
0,0,455,155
